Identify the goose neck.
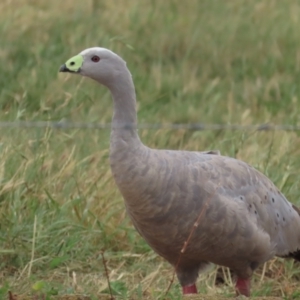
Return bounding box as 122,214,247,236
109,70,142,149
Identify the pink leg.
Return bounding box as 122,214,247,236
182,284,197,294
235,277,251,297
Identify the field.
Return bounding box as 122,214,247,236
1,0,300,299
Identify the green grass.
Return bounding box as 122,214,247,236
1,0,300,298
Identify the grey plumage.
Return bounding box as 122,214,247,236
60,47,300,297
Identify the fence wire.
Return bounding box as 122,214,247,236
0,121,299,131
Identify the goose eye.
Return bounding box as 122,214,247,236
91,56,100,62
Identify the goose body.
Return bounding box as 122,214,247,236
60,47,300,297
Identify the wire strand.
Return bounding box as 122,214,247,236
0,121,299,131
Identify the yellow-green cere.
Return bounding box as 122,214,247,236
65,54,84,72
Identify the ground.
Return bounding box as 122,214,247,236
6,293,286,300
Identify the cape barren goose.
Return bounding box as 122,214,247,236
60,47,300,297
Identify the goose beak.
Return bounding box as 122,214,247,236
59,64,69,72
59,54,84,73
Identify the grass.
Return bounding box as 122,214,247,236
1,0,300,298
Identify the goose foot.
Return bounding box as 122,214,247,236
235,277,250,297
182,283,197,294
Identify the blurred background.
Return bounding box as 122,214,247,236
1,0,300,298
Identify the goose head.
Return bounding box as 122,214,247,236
59,47,127,88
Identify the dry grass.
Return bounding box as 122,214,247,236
1,0,300,299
